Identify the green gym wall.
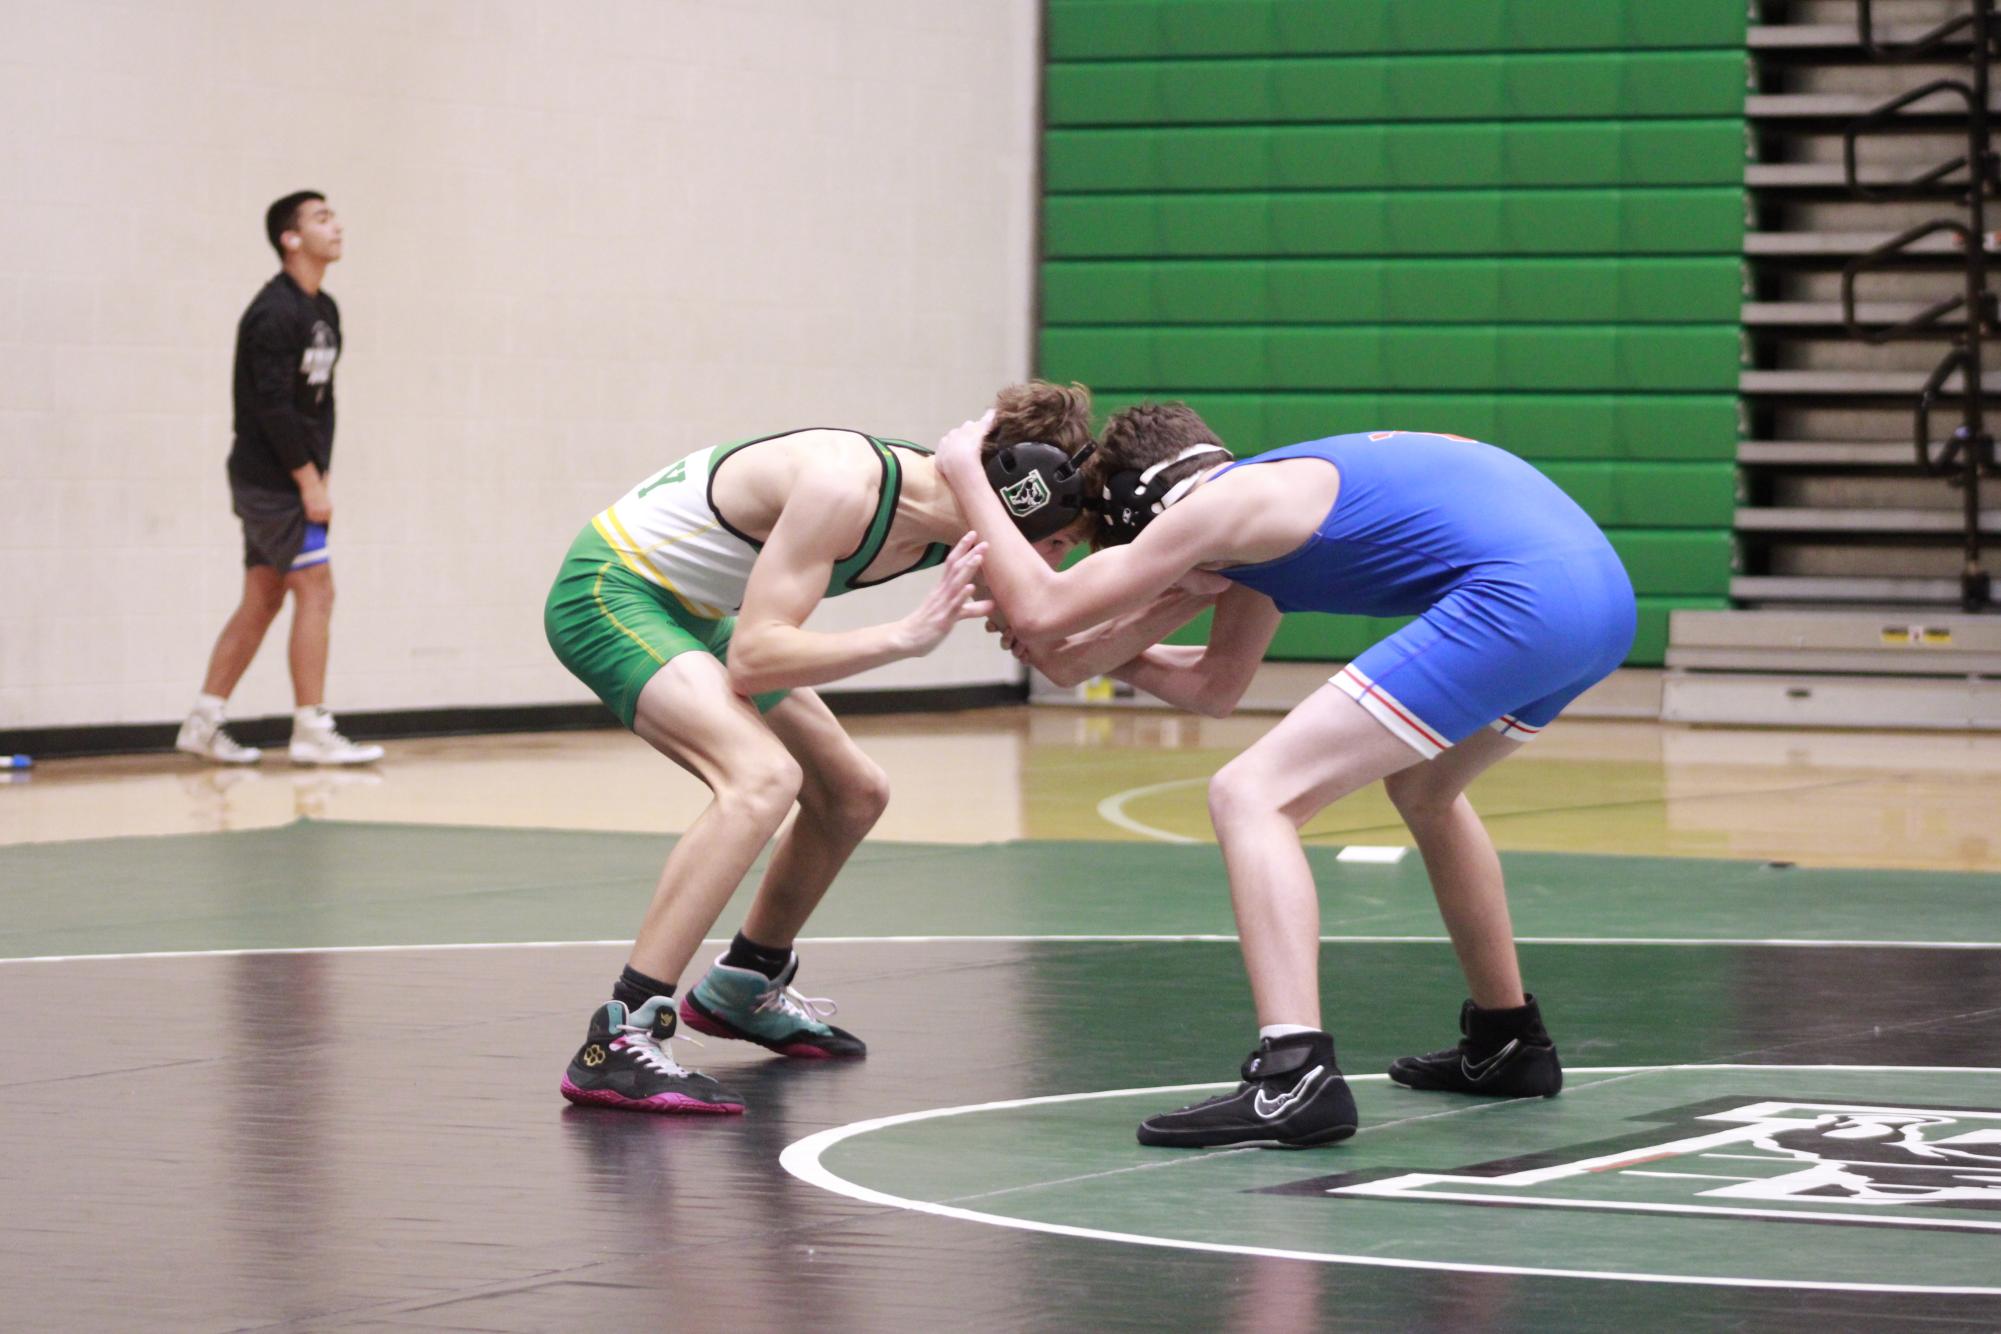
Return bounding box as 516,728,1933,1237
1037,0,1748,665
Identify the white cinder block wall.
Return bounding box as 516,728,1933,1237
0,0,1040,730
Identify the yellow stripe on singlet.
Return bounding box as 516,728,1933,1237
591,563,666,666
591,510,729,620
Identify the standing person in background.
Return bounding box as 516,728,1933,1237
177,191,382,766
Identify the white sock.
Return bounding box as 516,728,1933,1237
294,705,327,729
1259,1023,1320,1041
193,692,226,720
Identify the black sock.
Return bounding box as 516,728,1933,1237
612,964,675,1012
722,930,792,980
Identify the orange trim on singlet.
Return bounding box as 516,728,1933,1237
1337,665,1450,750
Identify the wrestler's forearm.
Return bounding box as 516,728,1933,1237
1029,591,1212,687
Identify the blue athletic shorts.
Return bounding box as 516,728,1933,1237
1333,549,1636,759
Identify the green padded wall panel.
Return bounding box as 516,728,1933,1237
1043,257,1742,325
1044,122,1746,192
1048,1,1748,61
1040,0,1747,667
1043,192,1747,259
1043,327,1741,391
1048,52,1745,126
1607,531,1735,597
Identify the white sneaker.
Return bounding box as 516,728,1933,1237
288,709,384,766
175,713,263,765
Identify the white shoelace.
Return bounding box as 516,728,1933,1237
612,1022,701,1076
753,985,837,1025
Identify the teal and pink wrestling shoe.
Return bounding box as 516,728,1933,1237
679,954,866,1059
560,996,745,1114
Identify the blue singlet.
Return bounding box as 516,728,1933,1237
1215,431,1637,756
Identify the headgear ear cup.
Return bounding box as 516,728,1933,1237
982,440,1096,542
1095,443,1232,546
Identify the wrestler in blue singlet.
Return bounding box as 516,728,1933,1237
1216,431,1637,757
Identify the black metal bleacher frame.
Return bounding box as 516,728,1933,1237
1841,0,2001,611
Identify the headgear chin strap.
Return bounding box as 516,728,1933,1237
983,439,1096,542
1094,444,1232,546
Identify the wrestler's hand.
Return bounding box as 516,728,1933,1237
895,532,993,658
935,409,996,488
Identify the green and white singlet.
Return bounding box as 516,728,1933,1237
543,430,950,727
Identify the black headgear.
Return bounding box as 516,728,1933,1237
983,440,1096,542
1094,444,1233,546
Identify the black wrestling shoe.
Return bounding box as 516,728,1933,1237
1137,1031,1358,1149
1388,995,1562,1098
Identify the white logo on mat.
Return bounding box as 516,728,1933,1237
1335,1100,2001,1225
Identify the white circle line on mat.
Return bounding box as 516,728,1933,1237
777,1064,2001,1296
1095,776,1205,842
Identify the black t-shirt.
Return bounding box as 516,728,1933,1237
228,272,340,492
